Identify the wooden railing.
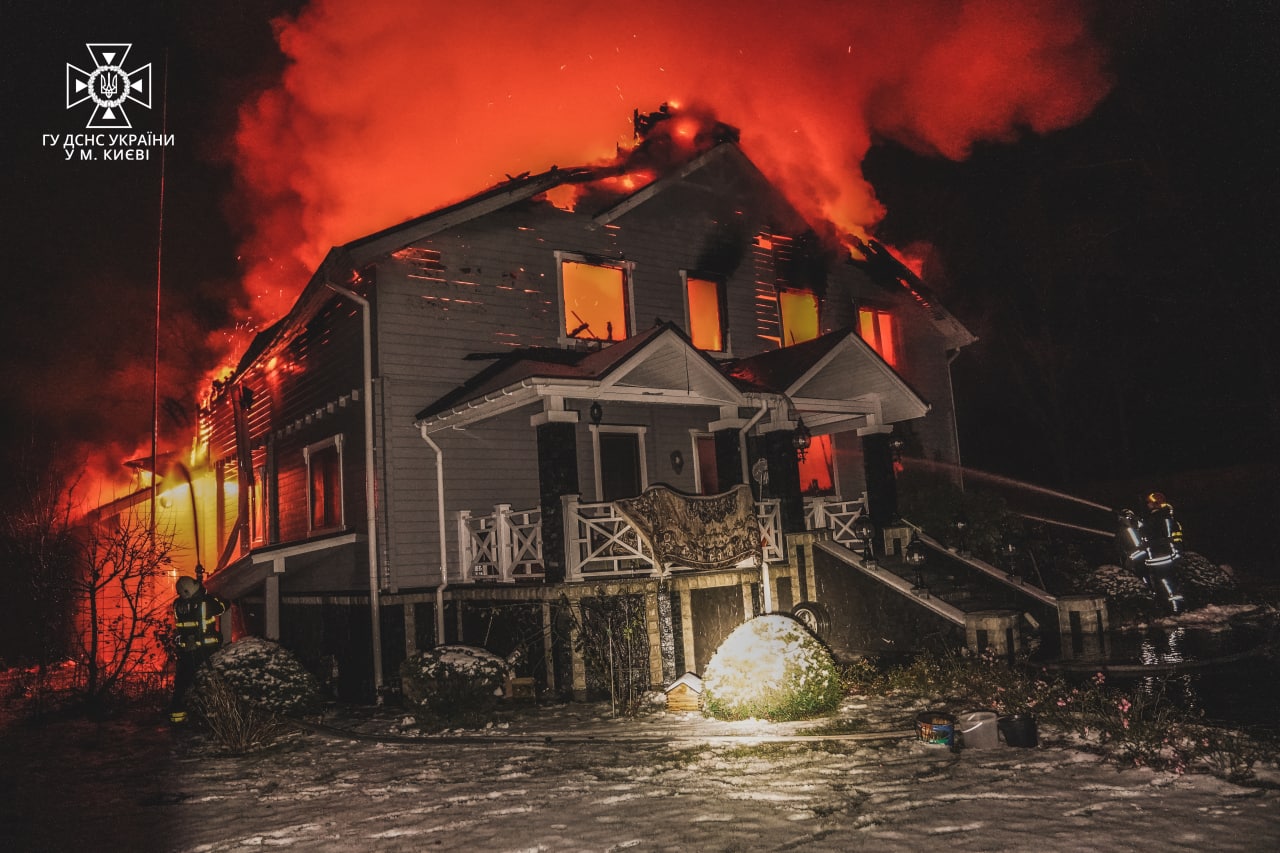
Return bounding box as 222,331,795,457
455,494,788,583
455,504,544,583
803,494,869,550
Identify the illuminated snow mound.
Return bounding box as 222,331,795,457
702,615,842,721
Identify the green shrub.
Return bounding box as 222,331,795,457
702,615,843,721
399,645,511,725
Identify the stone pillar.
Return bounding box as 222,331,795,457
536,421,579,583
964,610,1021,656
645,587,665,688
1056,594,1110,660
680,586,696,675
567,595,588,701
860,428,899,529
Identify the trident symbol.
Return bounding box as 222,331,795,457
99,72,119,99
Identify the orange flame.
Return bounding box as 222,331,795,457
226,0,1110,345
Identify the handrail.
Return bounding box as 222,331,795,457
815,539,966,626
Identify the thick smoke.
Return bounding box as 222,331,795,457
230,0,1111,336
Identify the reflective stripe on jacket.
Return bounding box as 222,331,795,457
175,594,228,651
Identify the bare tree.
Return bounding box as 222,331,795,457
72,513,175,707
0,446,79,677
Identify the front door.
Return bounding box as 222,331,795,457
599,431,643,501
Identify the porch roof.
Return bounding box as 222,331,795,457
726,328,930,429
204,531,363,600
415,322,748,433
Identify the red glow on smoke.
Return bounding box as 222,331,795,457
223,0,1111,351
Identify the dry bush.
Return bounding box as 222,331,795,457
190,670,294,754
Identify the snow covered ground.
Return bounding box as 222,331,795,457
4,693,1279,852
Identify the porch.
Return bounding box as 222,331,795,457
453,493,870,583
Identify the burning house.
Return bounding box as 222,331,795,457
160,111,1006,701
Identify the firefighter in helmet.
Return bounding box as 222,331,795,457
1140,492,1185,613
168,574,228,724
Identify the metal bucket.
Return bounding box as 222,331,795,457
915,711,955,746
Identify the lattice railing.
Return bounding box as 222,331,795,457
458,494,790,583
756,499,784,563
456,504,544,582
804,494,869,549
563,496,656,581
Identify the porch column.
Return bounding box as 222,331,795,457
541,600,556,689
713,428,743,488
264,573,281,640
757,430,804,533
535,420,580,584
859,426,898,530
679,586,696,676
403,603,417,656
645,587,665,688
567,595,588,701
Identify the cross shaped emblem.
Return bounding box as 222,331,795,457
66,43,152,129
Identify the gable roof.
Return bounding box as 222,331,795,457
415,323,748,433
727,328,930,428
852,237,976,350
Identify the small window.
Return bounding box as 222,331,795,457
304,435,344,533
683,273,726,352
778,290,819,346
858,307,898,366
558,254,632,343
250,464,269,544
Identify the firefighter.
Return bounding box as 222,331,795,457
168,575,227,724
1140,492,1186,614
1143,491,1183,565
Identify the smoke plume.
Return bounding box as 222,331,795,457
230,0,1111,337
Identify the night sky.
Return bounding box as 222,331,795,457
2,2,1277,565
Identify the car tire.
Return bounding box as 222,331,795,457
791,602,830,637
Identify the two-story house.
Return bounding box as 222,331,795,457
194,117,983,701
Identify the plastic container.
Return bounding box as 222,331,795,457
915,711,956,746
957,711,999,749
998,713,1039,748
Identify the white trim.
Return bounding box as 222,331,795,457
589,424,648,502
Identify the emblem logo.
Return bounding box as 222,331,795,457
66,44,152,129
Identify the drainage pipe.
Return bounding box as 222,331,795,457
325,282,383,695
738,400,770,484
419,426,450,646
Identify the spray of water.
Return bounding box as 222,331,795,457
907,456,1114,512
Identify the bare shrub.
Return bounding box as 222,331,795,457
190,671,293,754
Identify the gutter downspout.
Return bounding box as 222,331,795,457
740,400,771,612
418,426,449,645
325,282,383,696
